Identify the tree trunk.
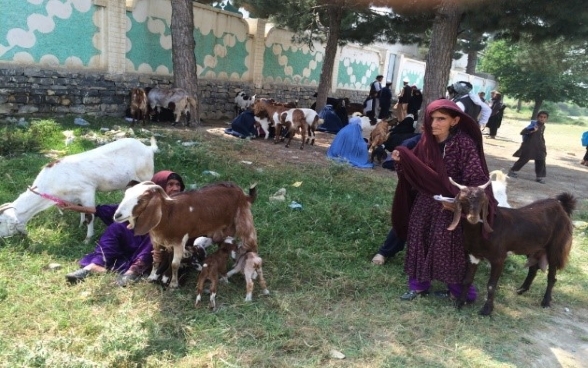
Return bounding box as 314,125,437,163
517,99,522,112
465,50,478,75
531,98,544,119
421,1,461,127
315,6,342,113
171,0,199,124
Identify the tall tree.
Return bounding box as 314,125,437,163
479,39,588,118
171,0,199,123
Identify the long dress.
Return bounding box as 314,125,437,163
402,131,489,284
79,204,153,274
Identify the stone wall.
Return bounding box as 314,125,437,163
0,66,368,121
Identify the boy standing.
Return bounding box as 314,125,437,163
508,111,549,183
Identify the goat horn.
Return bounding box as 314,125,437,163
447,198,462,231
448,177,466,190
478,179,492,190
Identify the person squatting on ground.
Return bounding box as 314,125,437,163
507,111,549,184
62,170,185,286
390,99,497,301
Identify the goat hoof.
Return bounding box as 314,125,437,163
478,306,493,316
516,287,528,295
541,300,551,308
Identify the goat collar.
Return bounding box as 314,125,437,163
28,186,67,206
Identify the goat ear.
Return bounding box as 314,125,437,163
481,197,494,233
133,190,163,236
447,197,462,231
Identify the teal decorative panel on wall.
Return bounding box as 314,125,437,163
126,11,173,74
337,57,379,91
0,0,99,66
195,31,249,79
262,42,323,85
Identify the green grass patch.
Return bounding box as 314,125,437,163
0,117,586,367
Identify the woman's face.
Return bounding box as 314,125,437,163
430,110,460,142
165,179,182,195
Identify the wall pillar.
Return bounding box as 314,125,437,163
250,19,267,89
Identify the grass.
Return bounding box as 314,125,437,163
0,115,587,367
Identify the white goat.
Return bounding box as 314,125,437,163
0,137,158,242
490,170,511,208
234,91,256,117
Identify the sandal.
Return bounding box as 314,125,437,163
371,254,385,265
400,290,428,301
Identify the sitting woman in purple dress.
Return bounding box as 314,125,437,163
62,170,185,286
390,99,497,301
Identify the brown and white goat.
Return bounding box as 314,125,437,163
226,247,269,302
446,177,575,316
129,88,148,126
368,116,399,163
195,237,238,309
281,107,323,149
113,181,258,288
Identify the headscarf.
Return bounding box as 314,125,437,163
391,99,497,240
349,116,362,125
150,170,185,192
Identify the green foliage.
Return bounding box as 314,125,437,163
479,39,588,114
0,119,62,157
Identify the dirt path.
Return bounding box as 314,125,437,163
187,117,588,367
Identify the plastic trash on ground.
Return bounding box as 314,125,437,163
202,170,220,177
74,117,90,126
288,201,303,210
269,188,286,201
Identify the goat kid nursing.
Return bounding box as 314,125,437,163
113,181,258,288
0,137,158,243
446,177,575,316
196,236,270,309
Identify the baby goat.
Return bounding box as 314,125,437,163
447,177,575,316
113,181,258,288
226,248,269,302
195,237,238,310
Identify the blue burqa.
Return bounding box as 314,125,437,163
317,105,345,134
327,117,373,168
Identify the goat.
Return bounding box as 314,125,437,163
147,87,197,126
489,170,511,208
234,91,256,117
252,98,291,144
0,137,158,243
129,88,148,126
446,177,575,316
195,236,239,309
157,236,214,286
280,107,323,149
253,99,297,140
368,116,399,163
113,181,258,288
226,248,270,302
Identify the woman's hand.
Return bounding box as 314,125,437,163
391,150,401,162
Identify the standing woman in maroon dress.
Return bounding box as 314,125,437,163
390,99,497,301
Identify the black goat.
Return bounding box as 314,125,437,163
447,177,575,316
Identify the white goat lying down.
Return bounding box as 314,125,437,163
113,181,258,288
0,137,158,242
